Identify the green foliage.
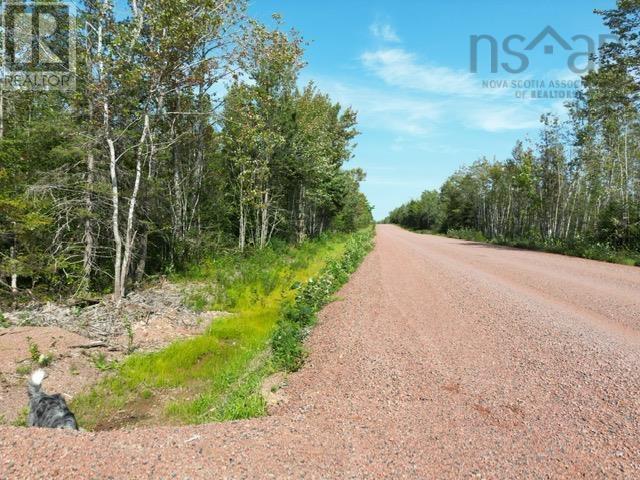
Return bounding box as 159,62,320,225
445,228,487,242
71,231,362,429
1,1,371,305
183,240,295,311
27,339,41,364
92,353,118,372
221,75,370,249
27,337,53,367
386,189,443,231
388,1,640,264
389,108,640,266
12,408,28,427
271,228,374,371
331,170,375,233
15,364,31,376
492,235,640,266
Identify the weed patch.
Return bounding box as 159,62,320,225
71,231,370,429
271,228,374,372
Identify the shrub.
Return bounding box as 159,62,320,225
271,228,374,371
27,337,53,367
446,228,486,242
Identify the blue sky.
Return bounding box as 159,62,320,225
250,0,617,219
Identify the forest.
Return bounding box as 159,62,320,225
0,0,373,304
387,2,640,265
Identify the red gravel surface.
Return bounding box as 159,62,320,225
2,224,639,479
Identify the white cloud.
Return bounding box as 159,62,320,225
361,48,487,97
308,75,442,137
369,22,401,43
357,46,568,133
305,22,577,138
308,71,549,136
463,105,542,132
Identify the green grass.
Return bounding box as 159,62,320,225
91,352,118,371
15,364,31,376
406,226,640,267
71,231,367,430
271,228,375,372
12,407,28,427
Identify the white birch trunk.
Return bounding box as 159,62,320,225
118,114,149,297
10,245,17,294
108,135,123,300
259,190,270,249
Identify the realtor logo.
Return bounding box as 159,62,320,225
525,26,573,55
1,2,76,90
470,25,618,74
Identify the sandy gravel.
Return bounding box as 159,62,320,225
1,224,639,479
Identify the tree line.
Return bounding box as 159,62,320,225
0,1,372,302
388,2,639,255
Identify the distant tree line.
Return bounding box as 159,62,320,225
0,1,372,301
388,2,639,254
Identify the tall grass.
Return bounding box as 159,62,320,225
72,230,372,429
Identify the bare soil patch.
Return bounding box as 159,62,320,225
260,371,288,411
0,280,225,424
0,326,107,424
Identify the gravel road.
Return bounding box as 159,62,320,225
2,224,639,479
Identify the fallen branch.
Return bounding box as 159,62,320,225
0,329,23,337
69,341,108,349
